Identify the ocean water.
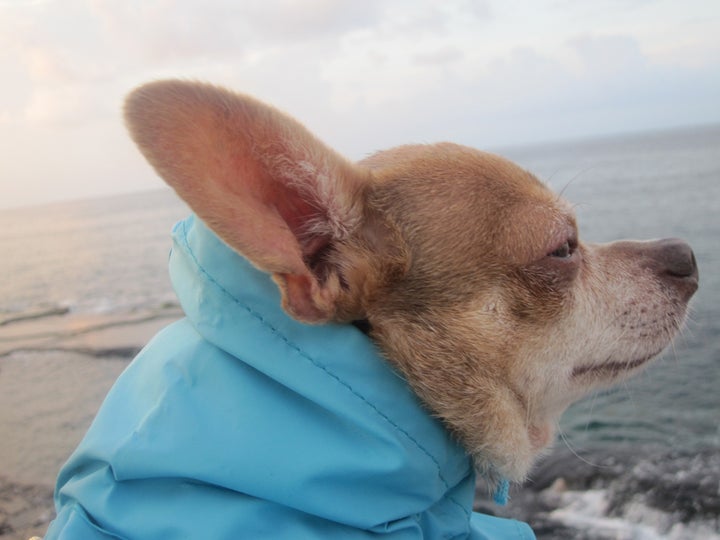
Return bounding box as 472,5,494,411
1,124,718,538
0,189,189,319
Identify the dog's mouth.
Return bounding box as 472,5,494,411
571,351,662,379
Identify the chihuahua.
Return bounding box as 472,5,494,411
124,80,698,483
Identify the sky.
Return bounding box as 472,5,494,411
0,0,719,209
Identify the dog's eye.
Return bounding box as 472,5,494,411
549,241,573,259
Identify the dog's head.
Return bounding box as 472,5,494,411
125,80,698,481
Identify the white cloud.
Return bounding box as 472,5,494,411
0,0,719,207
568,34,647,76
86,0,386,67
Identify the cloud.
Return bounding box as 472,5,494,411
0,0,389,128
24,47,79,83
313,28,720,155
1,0,719,208
568,34,647,76
87,0,387,67
238,0,384,40
413,46,465,66
23,83,109,127
0,1,113,126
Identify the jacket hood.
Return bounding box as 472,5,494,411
168,215,475,527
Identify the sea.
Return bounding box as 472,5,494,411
1,124,718,539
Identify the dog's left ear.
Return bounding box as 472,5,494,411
124,80,369,323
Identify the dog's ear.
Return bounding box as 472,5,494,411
124,80,369,323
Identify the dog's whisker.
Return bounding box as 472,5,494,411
585,390,602,434
557,421,608,469
552,165,596,200
622,377,639,416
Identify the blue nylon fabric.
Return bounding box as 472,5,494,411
45,215,534,539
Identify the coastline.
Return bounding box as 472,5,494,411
476,447,720,539
0,311,181,539
0,477,53,540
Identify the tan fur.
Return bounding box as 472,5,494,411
125,80,698,481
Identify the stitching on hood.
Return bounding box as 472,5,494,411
176,218,471,523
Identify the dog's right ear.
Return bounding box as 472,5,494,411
124,80,369,323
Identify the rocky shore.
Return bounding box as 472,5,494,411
0,310,181,540
476,446,720,539
0,478,53,540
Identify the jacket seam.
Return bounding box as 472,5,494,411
177,219,471,522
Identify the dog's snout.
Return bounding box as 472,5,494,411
651,238,698,280
604,237,699,299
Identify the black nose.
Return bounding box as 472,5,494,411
652,238,698,280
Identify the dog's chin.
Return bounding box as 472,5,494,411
499,349,670,479
529,422,556,451
481,421,557,482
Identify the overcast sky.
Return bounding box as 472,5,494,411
1,0,718,209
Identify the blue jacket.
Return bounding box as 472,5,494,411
46,216,535,539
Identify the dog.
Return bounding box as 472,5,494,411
124,80,698,484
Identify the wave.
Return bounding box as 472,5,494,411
0,305,70,327
0,306,183,359
476,446,720,539
2,346,142,360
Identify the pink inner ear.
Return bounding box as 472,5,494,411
219,149,331,271
125,80,365,321
264,179,323,246
193,176,312,278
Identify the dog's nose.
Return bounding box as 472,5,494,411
601,238,698,300
651,238,698,280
